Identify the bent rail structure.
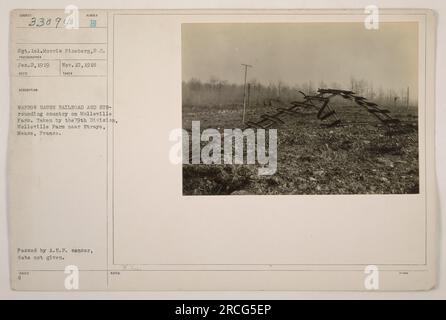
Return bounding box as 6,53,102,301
245,88,400,129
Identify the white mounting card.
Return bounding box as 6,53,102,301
8,9,438,291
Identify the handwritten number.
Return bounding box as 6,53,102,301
28,17,36,27
28,17,66,28
36,18,45,27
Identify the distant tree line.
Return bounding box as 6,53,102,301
182,77,416,108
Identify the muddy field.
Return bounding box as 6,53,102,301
182,101,419,195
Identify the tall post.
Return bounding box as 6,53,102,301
407,86,410,109
241,64,252,124
247,84,251,110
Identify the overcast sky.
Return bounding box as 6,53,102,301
182,22,418,98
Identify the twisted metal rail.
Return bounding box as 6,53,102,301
245,88,400,129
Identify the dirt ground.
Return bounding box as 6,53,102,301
182,101,419,195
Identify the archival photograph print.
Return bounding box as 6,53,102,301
182,22,419,195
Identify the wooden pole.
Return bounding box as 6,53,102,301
241,64,252,124
247,84,251,110
407,86,410,109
